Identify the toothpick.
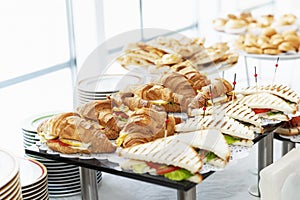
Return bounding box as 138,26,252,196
272,57,279,85
209,85,214,105
254,66,258,99
254,66,258,89
164,115,169,138
232,73,237,101
202,99,207,118
233,73,237,91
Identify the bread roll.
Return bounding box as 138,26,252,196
278,42,296,52
225,19,247,29
262,27,277,37
245,46,262,54
213,18,227,31
284,35,300,49
263,48,281,55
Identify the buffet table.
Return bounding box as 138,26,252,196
25,126,279,200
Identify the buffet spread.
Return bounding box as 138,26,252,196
213,12,300,59
24,34,300,190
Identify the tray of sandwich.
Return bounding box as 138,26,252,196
116,36,239,76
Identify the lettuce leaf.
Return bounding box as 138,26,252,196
224,135,240,145
206,152,217,162
163,169,193,181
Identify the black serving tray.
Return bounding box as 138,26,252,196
24,121,281,192
25,148,214,191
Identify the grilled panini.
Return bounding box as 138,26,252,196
238,84,300,104
189,101,263,133
237,93,298,115
175,115,254,146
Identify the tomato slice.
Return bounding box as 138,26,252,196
252,108,271,114
145,162,180,174
291,116,300,127
156,166,180,175
146,161,164,170
47,139,70,147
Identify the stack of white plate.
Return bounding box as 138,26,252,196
76,73,143,106
0,149,22,200
19,157,48,200
22,112,102,198
21,112,55,149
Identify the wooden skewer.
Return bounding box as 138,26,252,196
272,57,280,85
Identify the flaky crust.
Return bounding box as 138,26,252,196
40,112,116,154
77,99,112,121
120,108,176,148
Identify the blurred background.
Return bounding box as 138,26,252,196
1,0,300,157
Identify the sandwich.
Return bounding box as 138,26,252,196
275,115,300,136
116,107,176,148
168,129,230,168
175,115,254,146
37,112,116,154
119,138,203,183
189,101,263,133
77,99,130,140
237,92,298,121
117,42,182,67
238,84,300,104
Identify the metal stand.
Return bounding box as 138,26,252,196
248,132,274,197
177,187,196,200
80,167,99,200
282,141,295,156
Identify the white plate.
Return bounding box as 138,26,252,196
19,157,47,187
22,184,48,200
22,131,38,138
0,184,21,200
44,164,78,170
0,173,19,196
48,185,81,191
77,74,143,93
47,176,80,184
21,111,63,133
22,176,47,192
47,167,79,174
47,170,80,177
0,149,19,189
240,51,300,60
0,173,20,197
48,189,80,197
278,134,300,143
48,183,81,190
48,180,81,187
47,174,80,181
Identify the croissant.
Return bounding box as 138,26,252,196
38,112,116,154
117,108,176,148
171,60,211,91
77,100,122,139
76,99,112,121
160,72,197,98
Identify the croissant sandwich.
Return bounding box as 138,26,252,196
77,99,125,139
116,108,176,148
37,112,116,154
